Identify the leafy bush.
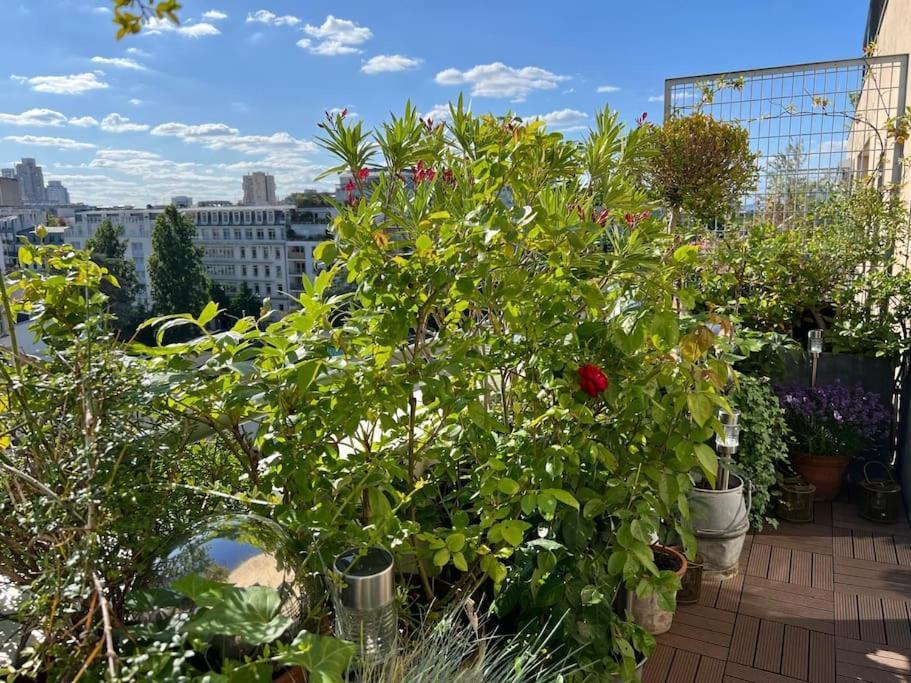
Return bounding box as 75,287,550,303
730,376,791,529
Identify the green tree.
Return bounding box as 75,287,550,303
148,205,210,315
228,282,262,319
85,219,143,336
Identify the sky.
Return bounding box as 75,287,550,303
0,0,870,206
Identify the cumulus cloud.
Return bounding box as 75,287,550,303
2,135,96,150
246,9,300,26
528,108,588,131
91,56,147,71
361,54,422,74
15,72,109,95
647,95,664,103
202,9,228,21
69,116,100,127
596,85,620,93
435,62,568,102
421,104,453,123
0,108,70,127
145,17,221,38
150,121,316,155
128,98,143,106
125,47,150,57
91,6,110,13
100,113,149,133
299,15,372,55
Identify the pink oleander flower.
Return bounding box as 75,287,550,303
578,364,609,398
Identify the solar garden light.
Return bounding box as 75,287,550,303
331,547,397,663
716,409,741,491
808,329,823,388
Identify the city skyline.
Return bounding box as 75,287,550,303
1,1,869,206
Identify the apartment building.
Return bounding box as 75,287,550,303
66,201,336,313
242,172,277,206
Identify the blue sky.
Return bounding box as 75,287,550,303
0,0,869,206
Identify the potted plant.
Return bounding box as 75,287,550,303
626,545,687,635
777,384,889,501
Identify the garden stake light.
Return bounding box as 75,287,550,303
808,329,823,388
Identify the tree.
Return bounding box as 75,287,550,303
642,112,758,230
228,282,262,319
85,219,143,336
148,205,210,315
111,0,182,39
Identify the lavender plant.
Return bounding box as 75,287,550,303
776,383,890,457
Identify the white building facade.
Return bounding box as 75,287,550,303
242,173,277,206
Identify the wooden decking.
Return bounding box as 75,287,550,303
643,502,911,682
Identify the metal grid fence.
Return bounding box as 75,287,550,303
665,55,908,225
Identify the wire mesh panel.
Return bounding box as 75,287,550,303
665,55,908,225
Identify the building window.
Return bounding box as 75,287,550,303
234,229,241,240
266,283,272,295
267,210,274,224
241,265,247,276
233,211,241,224
251,247,257,259
244,211,252,224
265,265,271,277
200,212,208,225
245,229,253,240
254,284,260,294
256,229,264,240
253,265,259,277
240,246,246,258
277,265,281,277
255,210,263,224
274,247,280,259
221,211,230,224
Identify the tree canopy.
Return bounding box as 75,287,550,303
85,219,143,335
148,205,210,315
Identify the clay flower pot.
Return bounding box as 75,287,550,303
626,544,687,635
794,454,851,502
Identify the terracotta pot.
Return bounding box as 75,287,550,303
794,454,851,502
626,545,687,635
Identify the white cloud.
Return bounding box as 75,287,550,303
435,62,568,102
300,15,372,55
91,56,147,71
596,85,620,93
151,122,239,138
10,75,28,84
69,116,100,127
202,10,228,21
246,9,300,26
128,98,143,106
145,17,221,38
361,54,422,74
3,135,96,150
648,95,664,103
125,47,150,57
91,6,110,13
0,108,70,127
421,104,452,123
150,121,316,155
100,113,149,133
18,72,109,95
528,108,588,131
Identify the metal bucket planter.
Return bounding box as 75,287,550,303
858,462,903,524
777,478,816,523
330,547,397,664
626,545,686,635
689,474,750,579
676,553,704,605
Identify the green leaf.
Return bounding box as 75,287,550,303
280,632,356,683
415,234,433,253
694,443,718,487
541,488,579,510
650,311,679,347
500,520,530,547
433,548,450,566
17,246,32,266
687,392,713,426
197,300,219,326
607,550,627,575
184,585,292,646
497,477,520,495
171,574,231,608
452,551,468,572
445,532,466,552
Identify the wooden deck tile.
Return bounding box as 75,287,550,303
656,504,911,683
696,656,726,683
754,620,785,673
729,614,760,666
808,631,835,683
667,649,700,683
642,643,674,683
780,625,809,681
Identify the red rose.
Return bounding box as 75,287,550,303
578,364,609,397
